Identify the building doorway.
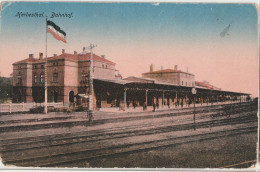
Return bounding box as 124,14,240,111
54,91,58,102
17,91,22,103
69,91,74,103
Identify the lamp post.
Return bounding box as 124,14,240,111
192,87,197,130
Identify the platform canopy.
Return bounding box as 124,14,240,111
94,77,250,97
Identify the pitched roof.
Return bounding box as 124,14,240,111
48,53,78,61
13,57,39,65
13,53,115,65
142,69,194,76
94,78,133,85
78,53,115,64
124,76,155,84
195,81,221,90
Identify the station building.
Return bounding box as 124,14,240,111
12,49,250,109
12,48,121,106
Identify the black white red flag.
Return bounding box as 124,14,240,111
47,20,67,43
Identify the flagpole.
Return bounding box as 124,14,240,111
44,17,48,114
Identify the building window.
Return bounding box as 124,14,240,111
17,76,22,84
182,81,183,85
34,75,37,83
82,73,88,83
41,65,44,69
53,73,58,82
102,64,104,68
186,82,187,86
105,65,107,69
33,65,37,69
40,74,44,83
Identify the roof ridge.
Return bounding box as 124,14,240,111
14,52,116,65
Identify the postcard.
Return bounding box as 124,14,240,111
0,1,258,170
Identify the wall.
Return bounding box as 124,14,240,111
32,62,45,87
179,73,195,87
47,59,65,87
12,63,33,102
64,60,78,87
93,61,115,79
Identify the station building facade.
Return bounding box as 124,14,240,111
12,48,121,106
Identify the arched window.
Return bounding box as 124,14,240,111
40,74,44,83
34,75,37,83
53,73,58,82
17,76,22,84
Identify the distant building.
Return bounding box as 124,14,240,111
12,48,121,105
142,65,195,87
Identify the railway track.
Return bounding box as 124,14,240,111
0,110,257,152
0,102,257,167
1,112,257,167
0,106,221,133
3,125,256,167
0,101,255,133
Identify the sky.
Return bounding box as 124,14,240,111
0,2,258,96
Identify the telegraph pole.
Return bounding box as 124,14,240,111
88,43,97,122
44,17,48,114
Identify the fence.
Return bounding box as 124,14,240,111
0,102,64,113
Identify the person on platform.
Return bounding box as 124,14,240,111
153,102,156,112
133,101,137,109
143,102,147,111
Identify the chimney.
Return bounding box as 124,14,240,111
150,64,153,72
186,67,189,73
74,51,77,55
161,66,163,70
62,49,65,54
39,52,43,60
29,54,34,59
174,65,178,70
101,55,106,58
54,54,57,57
83,47,86,51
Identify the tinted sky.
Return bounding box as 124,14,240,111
0,2,258,96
